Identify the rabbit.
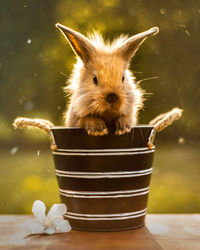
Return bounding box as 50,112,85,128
56,23,159,136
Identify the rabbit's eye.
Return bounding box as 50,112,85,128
93,75,98,85
122,75,125,82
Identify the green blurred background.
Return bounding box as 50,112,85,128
0,0,200,214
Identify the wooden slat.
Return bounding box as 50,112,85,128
0,214,199,250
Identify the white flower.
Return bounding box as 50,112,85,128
26,200,71,235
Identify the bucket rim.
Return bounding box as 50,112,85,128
51,125,154,130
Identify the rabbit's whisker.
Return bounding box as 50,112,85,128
137,76,158,85
59,71,68,78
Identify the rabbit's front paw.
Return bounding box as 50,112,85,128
115,116,132,135
84,117,108,136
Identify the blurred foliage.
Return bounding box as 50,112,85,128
0,144,200,214
149,144,200,213
0,150,59,214
0,0,200,213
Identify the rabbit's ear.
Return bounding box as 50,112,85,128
118,27,159,61
56,23,95,63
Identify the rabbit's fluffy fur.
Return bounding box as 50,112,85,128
56,24,159,136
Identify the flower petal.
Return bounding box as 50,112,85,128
26,219,45,234
32,200,46,223
53,218,71,232
47,203,67,221
44,226,55,235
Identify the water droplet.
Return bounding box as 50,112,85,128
24,102,34,111
18,99,23,104
178,137,185,144
10,147,18,155
160,8,166,15
185,30,190,36
178,9,182,15
179,24,186,27
27,39,32,44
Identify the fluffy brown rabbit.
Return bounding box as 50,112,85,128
56,23,159,136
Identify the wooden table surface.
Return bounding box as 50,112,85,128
0,214,199,250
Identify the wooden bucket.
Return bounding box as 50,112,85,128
13,108,182,231
51,126,154,231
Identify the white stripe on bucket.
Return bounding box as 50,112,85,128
59,190,149,198
52,149,155,156
55,168,152,176
64,212,146,221
65,208,147,218
56,169,152,178
54,146,155,153
59,186,149,195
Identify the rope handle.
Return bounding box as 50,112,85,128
147,108,183,149
13,109,183,151
13,117,57,150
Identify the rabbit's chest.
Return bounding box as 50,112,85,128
102,110,121,126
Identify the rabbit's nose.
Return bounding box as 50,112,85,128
106,93,118,104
